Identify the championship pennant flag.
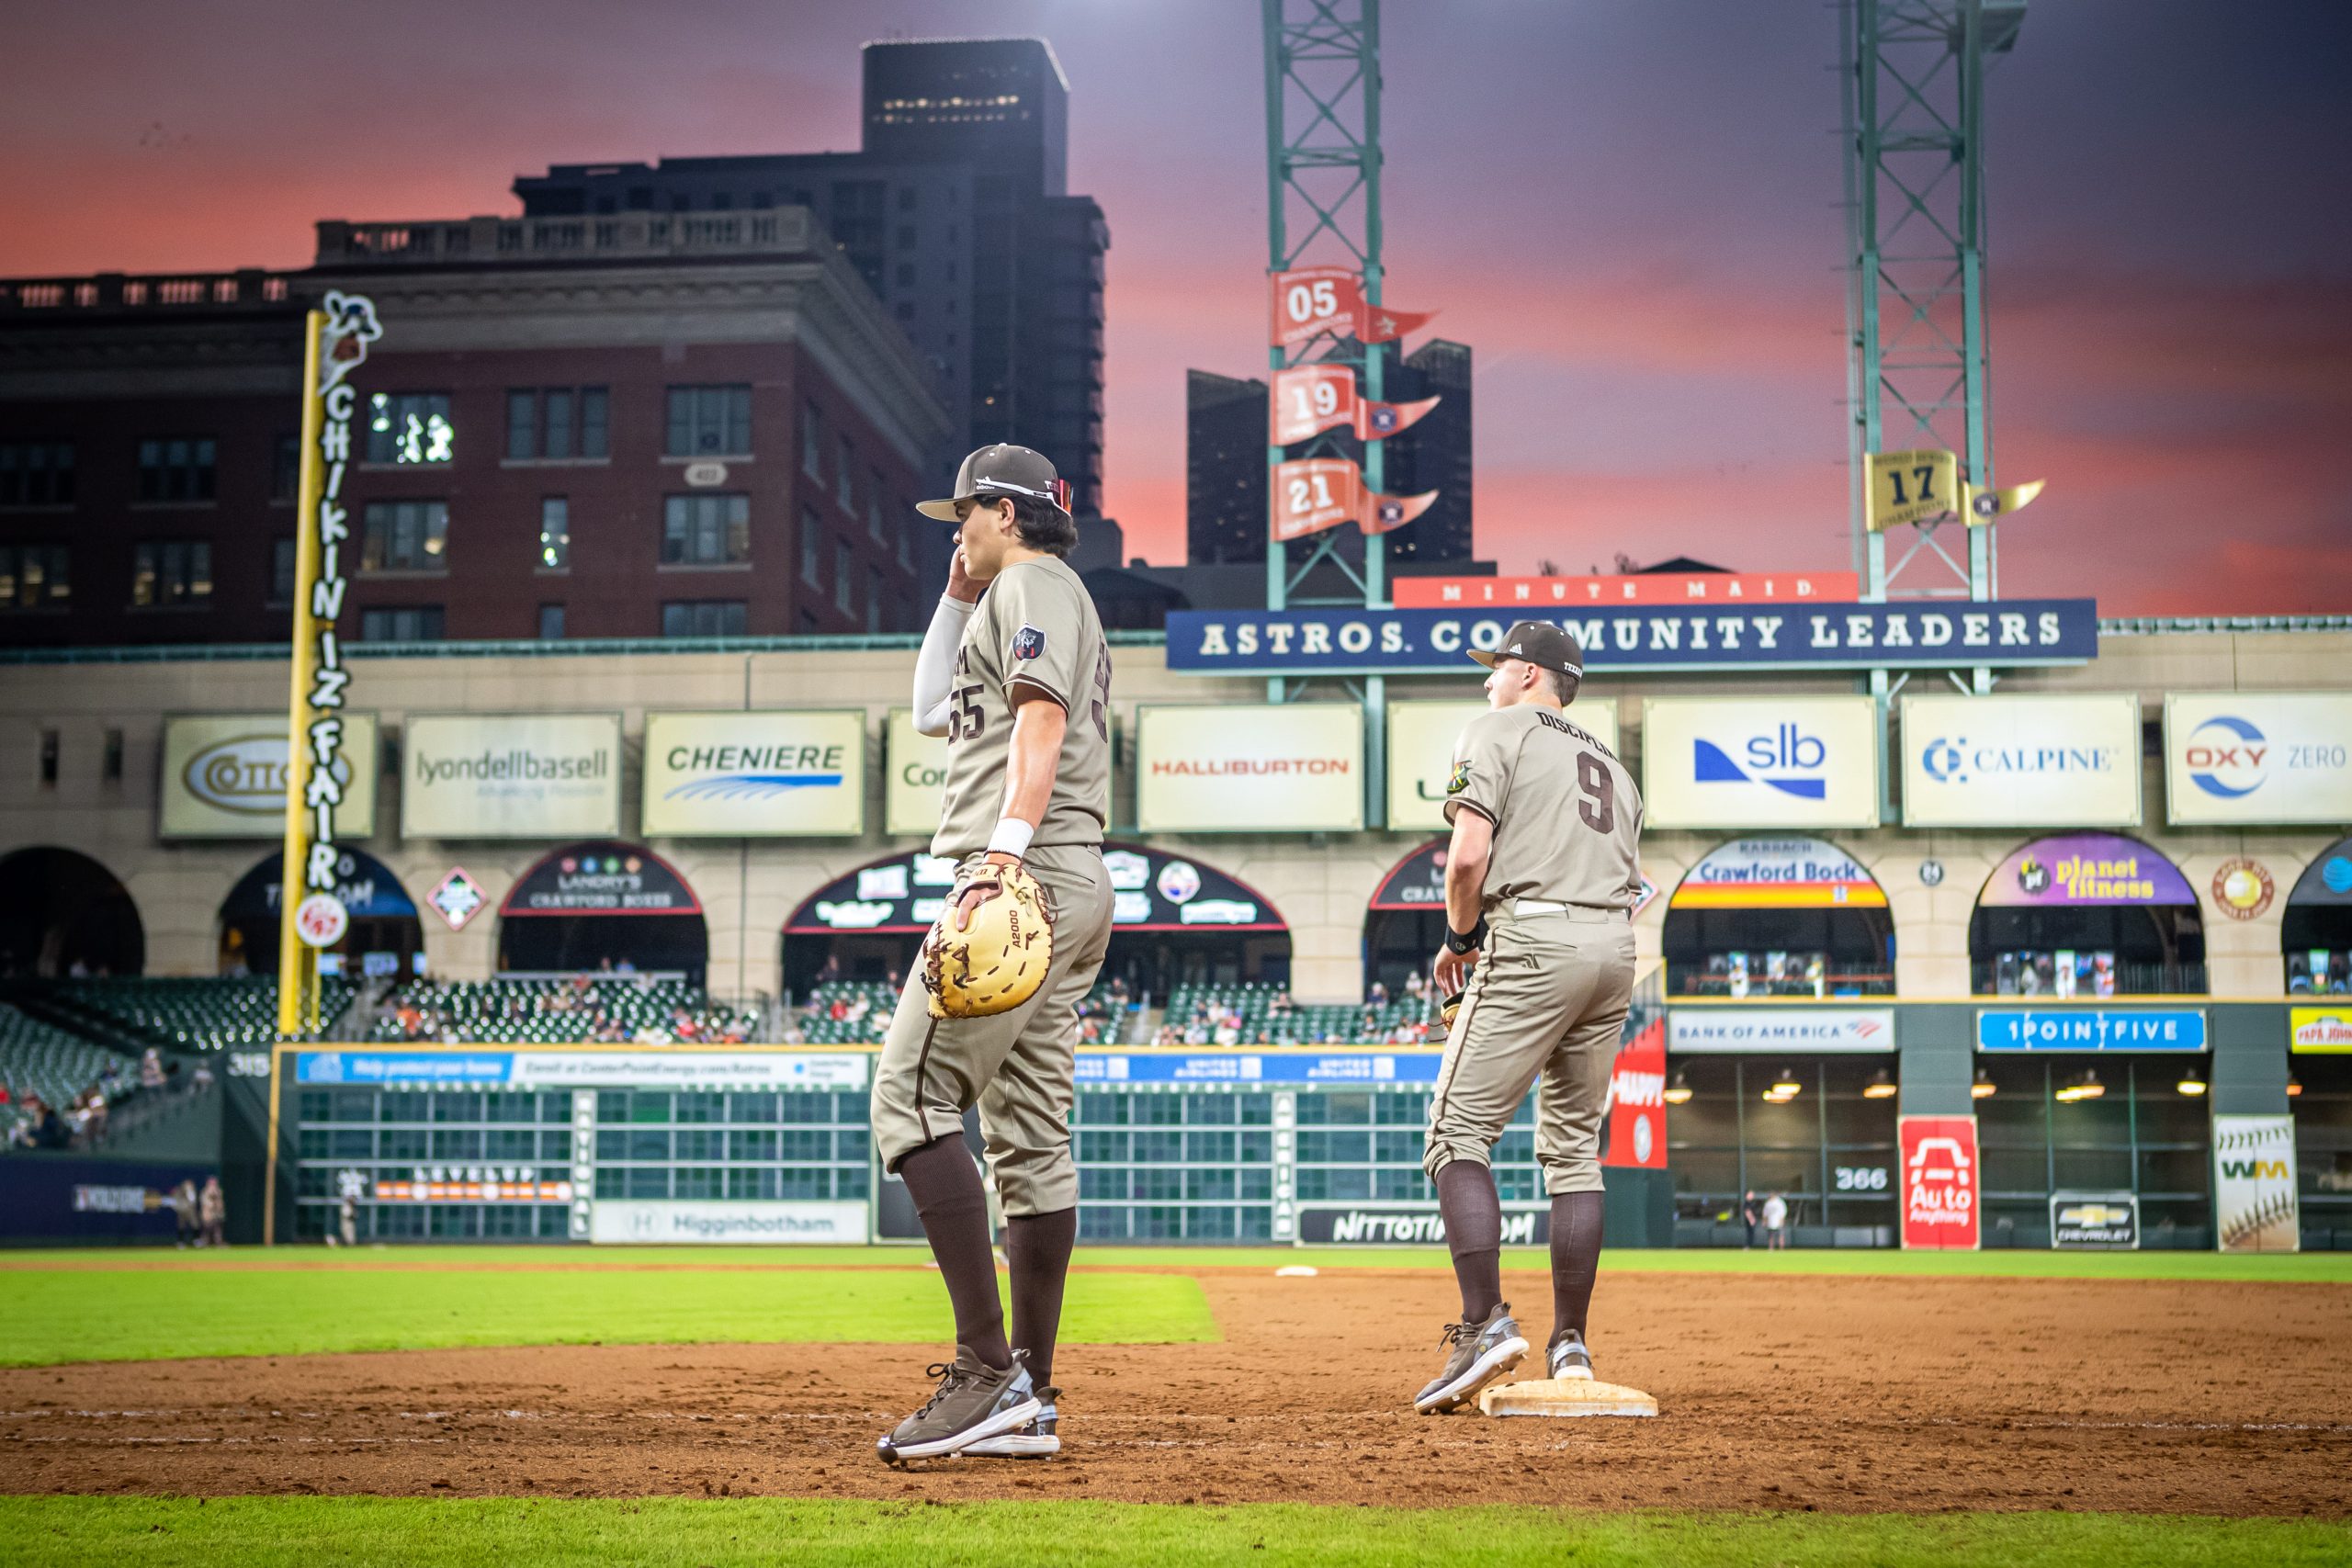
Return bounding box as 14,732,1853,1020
1869,448,2046,531
1272,457,1438,544
1271,364,1441,446
1270,266,1437,349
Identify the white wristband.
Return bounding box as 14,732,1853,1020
987,818,1036,859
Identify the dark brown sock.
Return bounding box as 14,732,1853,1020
1436,1159,1503,1323
1002,1206,1077,1389
895,1135,1010,1370
1549,1190,1605,1344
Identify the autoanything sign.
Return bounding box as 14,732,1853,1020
1296,1207,1545,1246
1642,696,1880,829
1396,572,1860,609
1667,1009,1894,1053
1164,600,2097,676
1386,699,1618,831
1899,693,2142,828
1136,704,1363,833
2050,1191,2139,1250
885,709,951,837
401,713,620,840
2213,1114,2299,1254
639,710,865,837
2164,693,2352,825
161,714,379,838
501,842,697,916
1975,1009,2207,1052
1899,1114,1980,1250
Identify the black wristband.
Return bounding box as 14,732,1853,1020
1444,919,1487,956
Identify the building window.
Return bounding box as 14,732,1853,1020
136,437,216,502
361,500,450,571
799,506,822,586
509,387,611,461
103,728,124,784
835,437,856,511
800,402,823,478
0,441,76,507
662,600,747,638
662,493,750,565
866,565,884,634
539,498,571,570
866,469,888,542
506,390,537,460
538,604,566,640
0,544,70,610
359,605,445,642
270,538,298,604
271,434,300,504
132,539,212,607
834,540,855,615
665,385,752,457
580,388,609,458
365,393,454,465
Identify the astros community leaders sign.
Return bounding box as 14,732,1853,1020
639,711,865,838
1165,599,2096,675
401,713,620,840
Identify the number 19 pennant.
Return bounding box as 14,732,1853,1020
1271,365,1441,446
1272,457,1439,544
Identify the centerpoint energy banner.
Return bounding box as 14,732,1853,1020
1977,833,2196,908
401,713,620,840
2164,693,2352,825
1136,704,1363,834
1385,699,1618,831
1900,693,2142,828
1642,696,1880,829
161,713,379,839
640,711,865,838
885,708,951,837
1166,599,2097,676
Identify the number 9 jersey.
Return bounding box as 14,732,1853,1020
1443,706,1643,914
933,555,1113,861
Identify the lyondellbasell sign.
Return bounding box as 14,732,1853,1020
1900,1114,1981,1250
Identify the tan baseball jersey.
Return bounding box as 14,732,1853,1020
932,555,1112,859
1442,705,1643,911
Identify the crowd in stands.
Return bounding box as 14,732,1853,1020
56,975,360,1050
369,970,758,1045
5,1030,205,1153
784,971,1139,1045
1153,978,1441,1047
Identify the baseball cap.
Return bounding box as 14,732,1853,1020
916,444,1072,522
1468,619,1585,678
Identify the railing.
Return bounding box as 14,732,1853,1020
0,269,295,314
313,210,815,268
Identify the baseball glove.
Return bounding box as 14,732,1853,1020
922,860,1057,1020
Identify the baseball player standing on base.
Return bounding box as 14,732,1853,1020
870,445,1114,1463
1414,620,1644,1415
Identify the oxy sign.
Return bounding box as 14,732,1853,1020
1900,693,2142,828
2165,693,2352,825
1900,1114,1981,1250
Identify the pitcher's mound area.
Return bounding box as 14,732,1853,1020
5,1270,2346,1515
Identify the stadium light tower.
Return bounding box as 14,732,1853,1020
1843,0,2024,697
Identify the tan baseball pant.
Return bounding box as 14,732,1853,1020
1423,903,1637,1197
870,843,1114,1216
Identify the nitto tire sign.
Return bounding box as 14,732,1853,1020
1297,1207,1547,1246
1899,1114,1980,1250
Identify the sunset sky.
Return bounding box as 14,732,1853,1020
4,1,2346,614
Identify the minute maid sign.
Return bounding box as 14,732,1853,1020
641,711,865,837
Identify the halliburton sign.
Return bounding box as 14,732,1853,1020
1899,1114,1981,1250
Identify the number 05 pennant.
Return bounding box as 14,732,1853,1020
1271,365,1442,446
1272,457,1439,544
1270,267,1439,350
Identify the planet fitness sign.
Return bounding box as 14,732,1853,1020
1976,833,2196,908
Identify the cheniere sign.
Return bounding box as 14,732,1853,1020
1166,599,2098,676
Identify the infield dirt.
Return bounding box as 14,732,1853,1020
6,1270,2346,1516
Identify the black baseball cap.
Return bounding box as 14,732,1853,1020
916,444,1071,522
1468,619,1585,678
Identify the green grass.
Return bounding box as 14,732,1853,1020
0,1267,1216,1367
0,1499,2343,1567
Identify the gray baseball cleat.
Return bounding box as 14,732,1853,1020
876,1348,1041,1464
1414,1302,1529,1415
1548,1330,1595,1382
962,1385,1060,1457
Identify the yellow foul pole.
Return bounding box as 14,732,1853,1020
277,309,329,1037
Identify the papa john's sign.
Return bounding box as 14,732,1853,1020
1900,1114,1981,1250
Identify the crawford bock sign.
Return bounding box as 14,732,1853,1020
1900,1115,1981,1250
1165,599,2097,677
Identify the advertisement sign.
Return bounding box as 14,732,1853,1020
220,847,414,927
1296,1207,1546,1246
2291,1007,2352,1053
1396,571,1859,609
639,710,865,838
2211,859,2278,921
1976,833,2197,908
401,713,620,840
0,1159,217,1243
785,843,1283,935
1642,696,1880,829
1166,600,2098,677
1899,1114,1981,1250
160,714,379,839
1668,837,1885,908
2049,1191,2139,1250
1136,704,1363,834
2165,693,2352,825
1899,693,2142,828
1975,1010,2207,1052
886,708,951,838
2213,1114,2300,1254
589,1201,869,1246
502,842,697,916
1666,1009,1894,1053
1074,1052,1443,1084
1386,699,1618,831
372,1170,571,1203
295,1050,869,1089
1602,1017,1668,1169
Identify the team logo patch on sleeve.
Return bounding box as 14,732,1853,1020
1445,761,1471,795
1012,625,1047,660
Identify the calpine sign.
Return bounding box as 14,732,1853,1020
1165,599,2097,676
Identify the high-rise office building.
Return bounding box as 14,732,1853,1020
1186,371,1269,566
514,38,1107,521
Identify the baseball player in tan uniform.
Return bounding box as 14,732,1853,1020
871,445,1114,1462
1413,620,1644,1415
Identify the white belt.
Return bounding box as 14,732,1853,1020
1512,898,1567,916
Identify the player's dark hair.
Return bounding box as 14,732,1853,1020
1546,667,1580,705
1007,495,1080,558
